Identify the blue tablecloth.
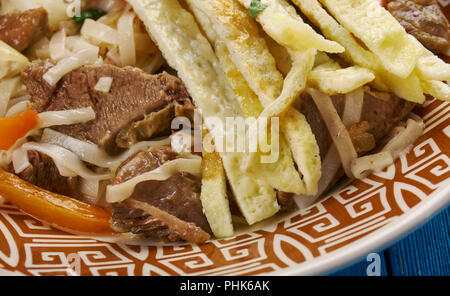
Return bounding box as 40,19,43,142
330,205,449,276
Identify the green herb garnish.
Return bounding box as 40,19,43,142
73,8,107,24
248,0,267,18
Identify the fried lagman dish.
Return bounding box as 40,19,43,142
0,0,448,244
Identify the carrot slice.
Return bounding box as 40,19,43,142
0,169,113,234
0,109,38,150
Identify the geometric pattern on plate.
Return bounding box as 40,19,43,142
0,99,449,276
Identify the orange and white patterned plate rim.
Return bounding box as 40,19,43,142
0,99,449,276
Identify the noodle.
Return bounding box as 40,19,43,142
37,107,96,128
40,128,171,169
105,157,202,203
49,29,69,61
43,47,100,86
117,10,136,66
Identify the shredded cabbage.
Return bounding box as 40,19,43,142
105,158,202,203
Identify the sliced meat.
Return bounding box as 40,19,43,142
120,199,210,244
387,0,449,54
360,91,416,141
302,90,416,159
15,151,81,199
276,191,298,211
111,147,211,243
0,8,48,52
348,121,376,154
22,62,195,154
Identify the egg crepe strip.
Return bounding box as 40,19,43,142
259,49,316,119
187,1,305,194
421,80,450,101
308,65,375,95
200,128,234,238
127,0,279,225
290,0,426,103
318,0,422,79
317,0,449,83
187,0,321,195
237,0,344,54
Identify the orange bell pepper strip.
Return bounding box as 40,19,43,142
0,109,39,150
0,169,113,235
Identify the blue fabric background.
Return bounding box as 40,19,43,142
330,206,449,276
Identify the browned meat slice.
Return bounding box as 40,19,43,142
0,8,48,52
387,0,449,53
360,91,416,141
276,191,297,211
22,63,195,154
348,121,376,154
111,147,211,243
15,151,81,199
301,90,416,159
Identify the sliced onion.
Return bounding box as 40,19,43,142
351,151,394,179
382,118,424,159
65,36,98,53
94,77,113,93
81,19,119,45
117,11,136,66
0,129,37,169
5,100,29,117
342,87,364,127
351,117,424,179
43,47,100,86
105,46,122,66
308,88,357,178
21,142,111,181
49,29,70,62
141,52,164,74
0,77,21,117
294,145,341,209
11,147,30,174
79,177,103,206
40,128,171,169
7,94,31,109
27,37,50,60
316,145,342,196
105,158,202,203
38,107,96,128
